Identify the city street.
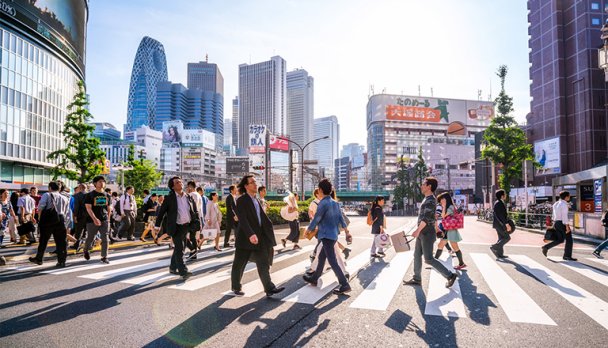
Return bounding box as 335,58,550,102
1,216,607,347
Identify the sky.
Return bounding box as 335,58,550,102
85,0,531,149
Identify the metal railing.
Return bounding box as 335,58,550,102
477,209,552,230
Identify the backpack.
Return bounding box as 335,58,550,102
113,198,122,221
39,193,64,227
367,208,376,226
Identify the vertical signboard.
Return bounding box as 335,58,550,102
594,179,603,213
534,137,561,175
249,125,267,153
581,185,595,213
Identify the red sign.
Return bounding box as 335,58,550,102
386,105,441,122
269,135,289,151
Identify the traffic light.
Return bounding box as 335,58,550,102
252,165,265,170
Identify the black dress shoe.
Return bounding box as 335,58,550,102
28,257,42,265
180,271,193,280
100,258,110,264
403,278,421,286
56,261,66,268
266,286,285,297
332,286,352,295
563,256,578,261
446,273,458,288
541,247,548,257
232,289,245,296
169,269,179,275
302,275,318,286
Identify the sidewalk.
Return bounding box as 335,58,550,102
476,218,604,246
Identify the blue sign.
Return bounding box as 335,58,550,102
454,190,461,195
594,179,603,213
223,187,231,196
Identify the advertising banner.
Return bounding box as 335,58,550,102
534,137,561,175
226,157,249,174
182,129,215,148
249,125,267,154
162,121,184,144
594,179,603,213
269,135,289,151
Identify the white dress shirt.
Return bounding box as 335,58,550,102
120,194,136,212
176,192,191,225
552,200,569,223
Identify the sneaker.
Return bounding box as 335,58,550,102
454,264,467,270
28,256,42,265
403,278,421,286
343,248,351,259
446,273,458,288
100,258,110,264
593,251,603,259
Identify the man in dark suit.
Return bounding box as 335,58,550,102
155,176,200,280
491,189,511,258
224,185,238,248
230,175,285,297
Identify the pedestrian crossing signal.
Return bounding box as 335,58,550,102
253,165,265,170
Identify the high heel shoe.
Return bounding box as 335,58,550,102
214,246,222,252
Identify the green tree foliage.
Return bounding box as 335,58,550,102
122,144,162,196
48,80,106,183
481,65,535,198
392,147,430,211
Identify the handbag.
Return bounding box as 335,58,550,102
17,221,35,236
506,219,516,234
202,228,218,239
374,233,391,248
442,212,464,230
280,205,298,221
390,231,415,252
304,227,318,240
543,226,556,243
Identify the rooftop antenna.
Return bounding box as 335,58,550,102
431,87,434,97
418,85,421,96
477,89,482,100
205,53,208,63
488,79,492,101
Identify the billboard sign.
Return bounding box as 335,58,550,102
249,125,267,153
162,121,183,144
269,135,289,152
226,157,249,174
182,129,215,149
534,137,561,175
367,94,494,128
594,179,603,213
4,0,88,75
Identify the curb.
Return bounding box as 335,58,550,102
476,219,604,246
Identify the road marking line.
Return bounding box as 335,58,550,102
282,250,370,305
169,245,314,291
45,249,174,275
222,259,311,297
471,253,556,325
424,254,467,318
549,257,608,288
510,255,608,330
587,258,608,268
350,251,414,311
79,259,168,280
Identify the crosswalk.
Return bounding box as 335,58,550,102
2,244,608,330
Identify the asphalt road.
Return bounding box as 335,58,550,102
1,216,607,347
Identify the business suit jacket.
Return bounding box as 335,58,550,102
235,193,276,250
155,190,198,236
226,194,237,219
493,199,508,229
72,191,86,219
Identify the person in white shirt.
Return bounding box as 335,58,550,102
118,186,137,241
17,188,37,244
542,190,576,261
186,181,203,259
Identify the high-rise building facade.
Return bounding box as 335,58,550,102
314,116,340,180
125,36,168,133
334,157,350,191
187,61,224,96
91,123,121,142
224,118,232,146
238,56,287,150
155,81,223,150
527,0,608,183
341,143,365,161
232,96,239,148
286,69,314,160
0,1,88,189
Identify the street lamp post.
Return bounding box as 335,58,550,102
284,136,329,200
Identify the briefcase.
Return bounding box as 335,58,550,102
390,231,414,252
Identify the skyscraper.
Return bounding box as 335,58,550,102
526,0,608,182
314,116,340,180
232,97,239,148
224,118,232,146
155,81,224,150
187,60,224,96
238,56,287,150
287,69,314,160
125,36,168,133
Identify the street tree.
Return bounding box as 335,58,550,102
481,65,535,198
413,146,430,201
122,145,162,196
48,80,106,183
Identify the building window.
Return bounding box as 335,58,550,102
591,2,600,10
592,17,601,26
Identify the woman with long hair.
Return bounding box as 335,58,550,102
202,192,223,252
369,196,386,258
436,192,466,270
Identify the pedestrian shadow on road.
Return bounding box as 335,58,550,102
411,283,459,347
457,271,496,326
354,256,389,289
501,259,584,298
0,280,171,338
